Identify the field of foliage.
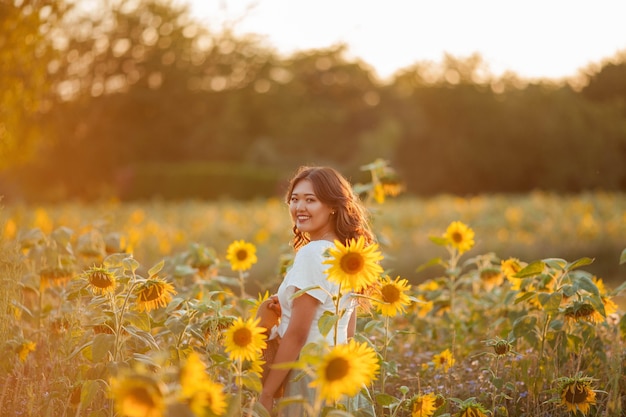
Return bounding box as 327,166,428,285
1,166,625,417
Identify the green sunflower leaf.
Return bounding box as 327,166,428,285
429,236,448,246
513,261,545,278
566,257,594,271
375,393,397,407
91,333,115,362
148,259,165,277
80,380,102,411
318,311,339,337
573,273,600,296
416,257,443,272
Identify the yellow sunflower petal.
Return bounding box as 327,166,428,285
560,380,596,415
109,374,166,417
324,236,384,292
310,339,379,403
226,240,258,271
135,278,177,312
372,275,412,317
443,221,475,254
179,352,227,416
411,392,437,417
223,317,267,362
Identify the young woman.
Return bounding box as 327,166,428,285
259,166,376,416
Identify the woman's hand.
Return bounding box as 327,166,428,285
267,294,281,316
256,295,281,332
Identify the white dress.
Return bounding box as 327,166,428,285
274,240,376,417
275,240,354,346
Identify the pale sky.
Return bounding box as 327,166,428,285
184,0,626,82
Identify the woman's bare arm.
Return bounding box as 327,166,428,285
347,309,356,339
259,292,319,410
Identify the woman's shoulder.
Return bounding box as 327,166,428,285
297,240,335,256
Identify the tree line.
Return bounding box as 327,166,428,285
2,0,626,202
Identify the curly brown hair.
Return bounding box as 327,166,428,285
285,166,375,250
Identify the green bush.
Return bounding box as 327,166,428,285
126,162,285,200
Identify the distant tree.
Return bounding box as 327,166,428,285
390,56,626,194
19,0,274,199
581,51,626,104
0,0,66,170
248,45,386,173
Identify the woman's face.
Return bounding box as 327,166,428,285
289,179,335,241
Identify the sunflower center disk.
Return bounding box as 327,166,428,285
127,387,157,409
139,284,163,302
325,357,350,381
236,250,248,261
340,253,364,274
566,384,589,404
381,285,400,303
233,328,252,347
91,272,113,288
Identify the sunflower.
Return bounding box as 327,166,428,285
179,352,227,416
443,221,475,254
310,339,380,403
501,258,526,290
84,265,117,295
372,275,412,317
17,340,36,362
239,353,266,387
109,374,166,417
563,301,604,324
478,267,503,291
243,353,265,379
249,291,271,319
432,348,455,372
411,392,437,417
223,317,267,362
373,183,386,204
601,297,618,319
226,240,258,272
492,339,512,356
381,179,405,198
559,376,597,415
135,278,177,312
415,297,434,318
323,236,384,292
593,276,619,317
417,280,440,292
458,403,488,417
39,266,74,290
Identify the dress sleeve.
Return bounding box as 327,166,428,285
283,242,332,304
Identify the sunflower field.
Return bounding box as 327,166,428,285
1,161,626,417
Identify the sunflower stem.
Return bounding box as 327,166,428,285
377,314,391,416
236,360,243,410
491,355,500,414
113,273,138,363
333,283,343,346
238,270,246,298
536,312,552,402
